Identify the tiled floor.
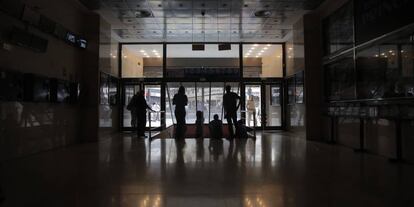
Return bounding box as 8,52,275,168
1,132,414,207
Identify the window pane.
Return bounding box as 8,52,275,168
122,45,163,78
243,44,283,78
325,54,356,101
166,44,240,78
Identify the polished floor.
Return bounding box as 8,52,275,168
1,132,414,207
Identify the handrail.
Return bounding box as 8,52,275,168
327,97,414,104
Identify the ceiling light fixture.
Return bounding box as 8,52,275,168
135,10,152,18
254,10,272,18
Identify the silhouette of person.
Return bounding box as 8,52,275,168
209,114,223,139
173,86,188,138
134,90,155,138
223,85,240,139
127,94,138,128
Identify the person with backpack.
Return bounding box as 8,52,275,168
223,85,241,139
128,91,156,138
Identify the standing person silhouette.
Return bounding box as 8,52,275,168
173,86,188,138
223,85,241,139
135,90,155,138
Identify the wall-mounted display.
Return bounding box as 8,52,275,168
65,32,76,44
322,1,354,55
56,80,71,103
23,74,51,102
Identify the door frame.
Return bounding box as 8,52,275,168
120,80,164,131
243,80,284,130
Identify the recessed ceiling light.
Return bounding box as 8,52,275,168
260,50,264,53
135,10,152,18
140,50,145,53
266,44,271,47
152,50,158,53
264,47,268,50
288,47,293,50
253,44,259,47
123,55,128,58
256,56,259,58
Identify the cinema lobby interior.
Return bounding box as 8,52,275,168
1,0,414,206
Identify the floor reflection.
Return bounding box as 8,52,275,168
2,132,414,207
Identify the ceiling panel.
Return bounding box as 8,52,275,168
96,0,324,42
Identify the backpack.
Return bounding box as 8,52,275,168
126,96,136,111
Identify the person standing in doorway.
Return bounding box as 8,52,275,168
246,95,256,127
223,85,241,139
135,90,155,138
173,86,188,138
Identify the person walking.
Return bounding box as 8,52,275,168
223,85,240,139
246,95,256,127
135,90,155,138
173,86,188,138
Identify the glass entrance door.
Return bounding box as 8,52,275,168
244,83,283,129
143,84,161,128
122,83,162,130
245,85,262,127
123,84,141,129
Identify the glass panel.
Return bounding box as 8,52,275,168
196,82,210,123
122,44,163,78
245,85,261,127
325,54,356,101
243,44,283,78
323,1,354,55
123,85,140,128
210,83,225,123
166,44,240,78
166,83,179,127
144,85,161,128
266,85,281,127
356,33,414,99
